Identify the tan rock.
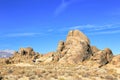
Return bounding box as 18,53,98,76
91,48,113,67
1,47,42,64
19,47,33,55
111,55,120,65
58,30,92,64
91,46,100,54
66,30,90,44
57,41,65,52
35,52,55,63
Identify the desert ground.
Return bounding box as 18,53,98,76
0,62,120,80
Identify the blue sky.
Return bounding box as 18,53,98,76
0,0,120,54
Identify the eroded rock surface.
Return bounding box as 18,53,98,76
57,30,92,64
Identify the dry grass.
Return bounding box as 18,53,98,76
0,63,120,80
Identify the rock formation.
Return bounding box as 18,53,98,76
111,55,120,66
57,30,92,64
35,30,113,67
19,47,33,55
91,46,100,54
90,48,113,67
0,47,42,64
0,30,114,67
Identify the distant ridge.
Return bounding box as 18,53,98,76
0,49,15,58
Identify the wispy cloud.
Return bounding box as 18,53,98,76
69,24,95,30
88,30,120,35
5,33,42,37
47,29,54,32
70,24,120,31
54,0,79,16
58,23,120,35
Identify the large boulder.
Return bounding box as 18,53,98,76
19,47,34,55
91,46,100,54
91,48,113,67
58,30,92,64
111,55,120,66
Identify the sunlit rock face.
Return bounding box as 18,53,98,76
111,55,120,66
57,30,92,64
90,48,113,67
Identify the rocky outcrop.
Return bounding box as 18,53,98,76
57,41,65,53
34,30,113,67
1,47,42,64
19,47,33,55
0,30,114,68
111,55,120,66
90,48,113,67
57,30,92,64
91,46,100,54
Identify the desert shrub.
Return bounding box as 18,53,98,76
29,75,36,80
5,59,11,64
0,75,3,80
7,70,13,74
73,75,82,80
108,69,117,74
81,72,89,78
105,75,114,80
58,77,65,80
90,77,96,80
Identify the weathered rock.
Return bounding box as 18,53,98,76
35,52,55,63
111,55,120,66
104,48,113,62
91,48,113,67
19,47,33,55
57,41,65,52
91,46,100,54
58,30,92,64
1,47,42,64
67,30,90,44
